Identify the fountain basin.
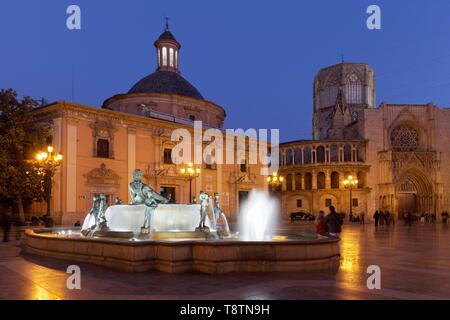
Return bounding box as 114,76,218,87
23,228,340,274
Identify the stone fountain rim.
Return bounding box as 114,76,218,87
25,228,340,246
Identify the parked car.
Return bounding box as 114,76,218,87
290,211,316,222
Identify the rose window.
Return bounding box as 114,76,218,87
390,125,419,151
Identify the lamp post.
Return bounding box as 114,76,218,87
266,172,284,192
36,146,63,216
180,162,201,203
343,175,358,219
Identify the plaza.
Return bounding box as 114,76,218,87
2,2,450,304
1,222,449,300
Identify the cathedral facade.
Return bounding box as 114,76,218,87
279,62,449,220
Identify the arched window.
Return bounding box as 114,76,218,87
169,48,174,67
317,172,326,189
344,144,352,162
162,47,167,66
390,124,419,151
158,49,161,66
345,74,362,104
316,146,325,163
295,173,302,190
294,148,302,165
175,50,178,68
304,146,312,164
304,173,312,190
330,144,339,162
286,149,293,166
357,145,365,162
331,172,339,189
286,174,293,191
323,73,340,107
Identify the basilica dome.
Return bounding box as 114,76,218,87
128,70,204,100
101,22,226,129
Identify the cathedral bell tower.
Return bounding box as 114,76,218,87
312,63,376,140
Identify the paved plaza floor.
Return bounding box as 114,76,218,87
0,222,449,300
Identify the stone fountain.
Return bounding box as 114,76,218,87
23,169,339,274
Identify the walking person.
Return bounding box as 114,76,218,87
385,211,391,226
315,210,328,236
373,210,381,227
325,206,343,256
0,210,12,242
442,212,449,225
360,212,365,225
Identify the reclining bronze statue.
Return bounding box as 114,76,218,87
129,169,170,234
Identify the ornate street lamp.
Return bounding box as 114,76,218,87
267,172,284,192
180,162,200,203
35,146,63,216
343,175,358,218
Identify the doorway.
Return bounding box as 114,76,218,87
397,193,417,215
160,186,176,203
238,191,249,212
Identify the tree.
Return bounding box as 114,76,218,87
0,89,51,222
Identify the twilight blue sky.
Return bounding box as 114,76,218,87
1,0,450,141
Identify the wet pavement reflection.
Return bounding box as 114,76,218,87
0,222,449,299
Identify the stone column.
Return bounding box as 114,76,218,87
127,127,136,203
312,170,317,190
52,118,63,216
325,170,331,189
66,118,78,215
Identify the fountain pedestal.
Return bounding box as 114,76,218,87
82,203,213,237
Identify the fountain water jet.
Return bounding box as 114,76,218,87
239,189,279,241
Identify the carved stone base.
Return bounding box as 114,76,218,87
195,226,210,234
92,230,134,239
152,231,208,240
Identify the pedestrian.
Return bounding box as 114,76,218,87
0,210,12,242
325,206,343,256
442,212,449,224
385,211,391,226
380,211,385,226
373,210,380,227
315,210,328,236
360,212,365,225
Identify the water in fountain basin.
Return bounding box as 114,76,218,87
239,189,279,241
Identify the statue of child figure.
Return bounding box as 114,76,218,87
212,192,223,230
197,191,210,232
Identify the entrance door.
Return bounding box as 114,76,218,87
398,193,417,216
238,191,249,212
160,186,176,203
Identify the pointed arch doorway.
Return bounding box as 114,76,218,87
395,169,433,218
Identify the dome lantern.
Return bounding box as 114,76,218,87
154,18,181,73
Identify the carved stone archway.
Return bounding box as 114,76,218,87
84,163,121,207
394,167,434,217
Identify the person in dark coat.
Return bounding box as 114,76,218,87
0,211,12,242
373,210,381,227
325,206,343,256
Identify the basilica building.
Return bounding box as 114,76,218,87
31,24,267,225
279,62,449,220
